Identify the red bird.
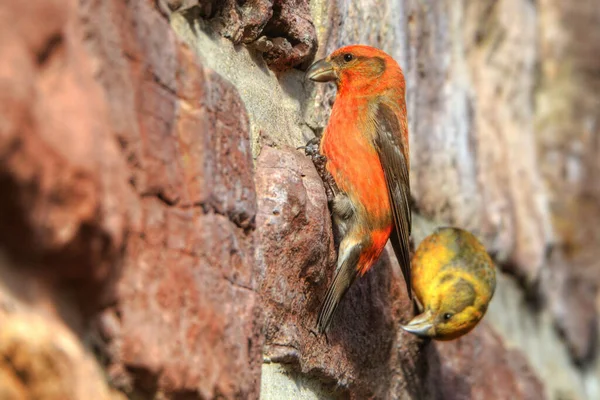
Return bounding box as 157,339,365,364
306,45,412,333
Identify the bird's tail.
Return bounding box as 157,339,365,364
316,245,361,333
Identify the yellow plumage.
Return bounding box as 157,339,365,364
402,227,496,341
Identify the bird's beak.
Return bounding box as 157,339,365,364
306,58,336,82
401,310,435,338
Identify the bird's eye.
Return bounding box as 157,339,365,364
443,313,453,321
343,53,353,62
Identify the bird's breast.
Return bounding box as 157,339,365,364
321,99,391,225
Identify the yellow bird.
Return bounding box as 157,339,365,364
402,227,496,340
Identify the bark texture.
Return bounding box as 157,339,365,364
0,0,598,399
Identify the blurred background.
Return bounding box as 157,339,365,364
0,0,599,399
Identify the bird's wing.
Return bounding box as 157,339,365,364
373,102,412,299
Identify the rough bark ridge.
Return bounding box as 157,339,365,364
1,0,261,398
158,0,317,71
0,0,599,399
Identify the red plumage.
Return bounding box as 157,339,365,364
306,45,412,333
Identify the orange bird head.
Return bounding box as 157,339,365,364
306,45,405,96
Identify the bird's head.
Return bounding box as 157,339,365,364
305,45,404,94
401,227,496,341
402,274,489,340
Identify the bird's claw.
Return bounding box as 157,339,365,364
299,137,338,203
298,136,321,157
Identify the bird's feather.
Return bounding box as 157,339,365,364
317,244,362,333
373,102,412,299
